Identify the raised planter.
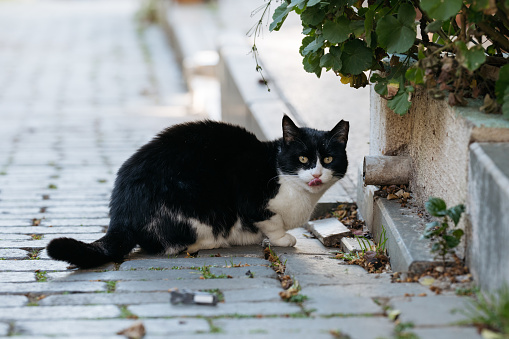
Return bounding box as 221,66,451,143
359,88,509,289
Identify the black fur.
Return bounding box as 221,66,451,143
46,116,349,268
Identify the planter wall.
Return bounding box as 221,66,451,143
360,87,509,291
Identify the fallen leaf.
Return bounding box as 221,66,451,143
117,321,146,339
387,309,401,321
418,276,436,286
387,194,399,200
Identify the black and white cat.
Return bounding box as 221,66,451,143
47,115,349,268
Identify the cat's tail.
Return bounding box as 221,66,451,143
46,231,136,269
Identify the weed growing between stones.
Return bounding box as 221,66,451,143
27,248,41,260
329,330,352,339
462,284,509,337
196,265,231,279
35,270,47,282
30,234,43,240
263,246,308,305
106,280,117,293
333,225,390,274
119,305,138,319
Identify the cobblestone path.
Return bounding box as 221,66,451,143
0,1,483,338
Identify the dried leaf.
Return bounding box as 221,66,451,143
117,321,146,339
418,276,436,286
480,94,500,114
387,194,399,200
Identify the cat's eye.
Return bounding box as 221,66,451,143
323,156,333,164
299,156,309,164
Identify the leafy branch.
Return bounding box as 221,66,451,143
252,0,509,117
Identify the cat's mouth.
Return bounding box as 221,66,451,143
308,178,323,187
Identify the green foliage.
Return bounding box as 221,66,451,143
197,265,228,279
422,197,465,264
106,280,117,293
35,271,47,282
251,0,509,116
463,285,509,335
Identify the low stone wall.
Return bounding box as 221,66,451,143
363,88,509,290
369,89,509,208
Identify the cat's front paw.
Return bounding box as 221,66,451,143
269,233,297,247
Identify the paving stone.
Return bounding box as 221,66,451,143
209,265,276,278
0,249,28,259
0,272,36,283
39,292,170,306
129,301,302,318
0,305,120,321
412,326,482,339
0,281,106,294
391,296,474,326
15,318,209,336
0,295,28,307
302,286,384,316
0,260,70,272
0,322,8,336
213,316,393,339
47,268,202,281
197,245,264,258
116,277,280,292
296,282,430,298
222,287,283,303
306,218,351,247
119,257,269,271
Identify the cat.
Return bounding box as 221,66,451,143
46,115,349,268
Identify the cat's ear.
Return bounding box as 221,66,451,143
329,120,349,145
282,115,300,144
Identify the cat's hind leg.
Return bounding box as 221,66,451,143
255,215,297,247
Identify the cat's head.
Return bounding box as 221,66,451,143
278,115,349,193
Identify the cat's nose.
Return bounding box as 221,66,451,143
312,173,321,178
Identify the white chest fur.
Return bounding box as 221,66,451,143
267,176,325,230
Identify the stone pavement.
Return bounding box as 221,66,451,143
0,0,481,338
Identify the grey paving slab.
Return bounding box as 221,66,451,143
222,287,283,303
0,260,70,271
0,322,8,336
0,295,28,307
116,277,280,292
0,281,106,294
0,272,36,283
295,283,430,298
412,326,482,339
391,296,474,326
213,316,393,339
129,301,302,318
0,305,120,321
119,257,270,270
209,265,276,278
47,268,203,282
39,292,170,306
15,318,209,337
0,249,28,259
303,286,384,316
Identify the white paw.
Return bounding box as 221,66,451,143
269,233,297,247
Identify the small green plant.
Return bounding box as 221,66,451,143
148,267,165,271
377,322,420,339
462,285,509,336
27,249,41,260
35,271,47,282
48,184,58,189
456,286,480,296
197,266,228,279
422,197,465,264
119,305,138,319
106,280,117,293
